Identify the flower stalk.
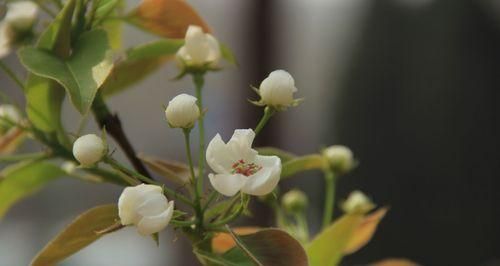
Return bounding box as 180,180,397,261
322,169,336,229
254,106,275,136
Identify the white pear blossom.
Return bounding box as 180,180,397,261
118,184,174,235
176,25,221,69
206,129,281,196
323,145,354,173
165,94,200,128
4,1,38,31
259,70,298,108
72,134,106,166
0,104,22,125
341,190,374,214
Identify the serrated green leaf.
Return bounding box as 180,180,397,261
306,213,365,266
24,0,76,133
0,161,65,219
101,39,183,96
31,204,120,266
281,154,327,179
19,29,113,115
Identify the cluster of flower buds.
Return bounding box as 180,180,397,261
0,1,38,58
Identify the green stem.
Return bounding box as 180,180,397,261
254,106,275,136
202,190,218,211
193,73,205,197
183,128,204,229
207,203,244,229
322,170,336,229
33,0,57,17
104,157,193,206
0,61,24,90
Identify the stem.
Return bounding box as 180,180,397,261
0,152,48,162
103,157,193,206
33,0,57,17
183,128,204,229
202,190,218,211
193,73,205,196
322,170,336,229
254,106,275,136
225,225,263,266
0,61,25,90
207,196,245,228
92,92,152,178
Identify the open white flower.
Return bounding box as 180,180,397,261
206,129,281,196
259,70,298,108
341,190,374,214
4,1,38,31
72,134,106,166
118,184,174,235
165,93,200,128
176,25,221,69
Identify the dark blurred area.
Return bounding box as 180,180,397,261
1,0,500,265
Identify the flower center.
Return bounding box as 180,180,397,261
231,159,262,176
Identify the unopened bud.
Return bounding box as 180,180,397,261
72,134,106,166
323,145,355,174
282,189,308,213
341,190,374,214
165,94,200,129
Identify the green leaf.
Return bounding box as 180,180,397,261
306,213,364,266
101,39,183,96
19,29,113,115
281,154,327,179
221,228,309,266
31,204,121,266
256,147,297,162
220,43,238,66
23,0,76,133
0,161,65,219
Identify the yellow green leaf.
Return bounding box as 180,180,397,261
31,204,121,266
282,154,327,179
344,207,389,254
0,161,64,219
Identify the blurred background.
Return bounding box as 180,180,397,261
1,0,500,265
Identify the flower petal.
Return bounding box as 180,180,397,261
137,201,174,236
118,186,141,225
207,134,237,174
241,155,281,196
136,193,169,217
227,129,257,161
208,173,247,197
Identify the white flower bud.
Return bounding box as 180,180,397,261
165,94,200,128
341,190,374,214
61,161,77,174
5,1,38,31
259,70,298,108
282,189,308,213
323,145,354,174
72,134,106,166
0,104,22,125
176,25,221,69
118,184,174,235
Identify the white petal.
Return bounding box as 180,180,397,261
241,155,281,196
0,23,12,59
227,129,257,161
5,1,38,30
118,186,142,225
205,34,221,65
206,134,234,174
259,70,297,107
208,173,247,197
136,193,169,217
137,201,174,236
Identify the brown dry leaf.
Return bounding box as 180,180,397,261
370,258,421,266
343,207,389,254
128,0,211,38
137,153,193,185
211,226,260,254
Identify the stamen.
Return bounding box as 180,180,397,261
231,159,262,176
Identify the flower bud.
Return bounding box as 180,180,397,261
165,94,200,128
176,25,221,70
282,189,308,213
118,184,174,235
72,134,106,166
0,104,22,131
4,1,38,31
259,70,298,109
341,190,374,214
61,161,77,174
323,145,354,174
